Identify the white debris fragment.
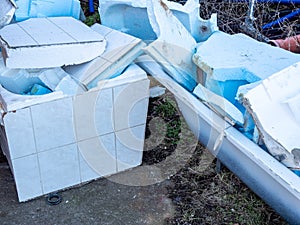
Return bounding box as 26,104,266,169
55,75,85,96
64,24,145,89
0,0,16,28
150,86,166,98
242,62,300,168
144,0,197,91
0,17,107,69
193,83,244,125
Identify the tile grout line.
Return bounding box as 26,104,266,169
71,95,83,183
112,87,118,172
29,107,45,195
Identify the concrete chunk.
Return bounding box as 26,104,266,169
144,0,197,91
0,17,106,69
242,63,300,169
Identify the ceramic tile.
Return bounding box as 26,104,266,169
100,30,138,61
12,155,43,202
3,107,36,159
73,88,113,141
38,144,80,194
116,125,145,172
113,80,149,131
64,56,110,85
0,17,106,68
78,133,117,182
90,23,113,38
31,97,76,151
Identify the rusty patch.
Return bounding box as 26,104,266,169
160,0,169,12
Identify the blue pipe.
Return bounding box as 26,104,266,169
262,8,300,29
89,0,95,13
231,0,300,3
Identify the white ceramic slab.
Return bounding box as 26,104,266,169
0,17,106,68
0,0,16,28
243,62,300,169
144,0,197,91
64,24,146,89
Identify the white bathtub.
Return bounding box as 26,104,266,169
137,55,300,224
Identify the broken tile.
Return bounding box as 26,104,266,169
54,75,85,96
144,0,197,91
242,62,300,169
193,31,300,106
99,0,218,42
0,0,16,28
64,24,146,89
193,83,244,126
14,0,81,22
0,17,106,69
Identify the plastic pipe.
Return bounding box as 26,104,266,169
89,0,95,13
230,0,300,3
262,8,300,29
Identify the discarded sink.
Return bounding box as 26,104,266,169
14,0,81,21
99,0,218,42
0,63,150,202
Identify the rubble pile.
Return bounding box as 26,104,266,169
0,0,300,210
